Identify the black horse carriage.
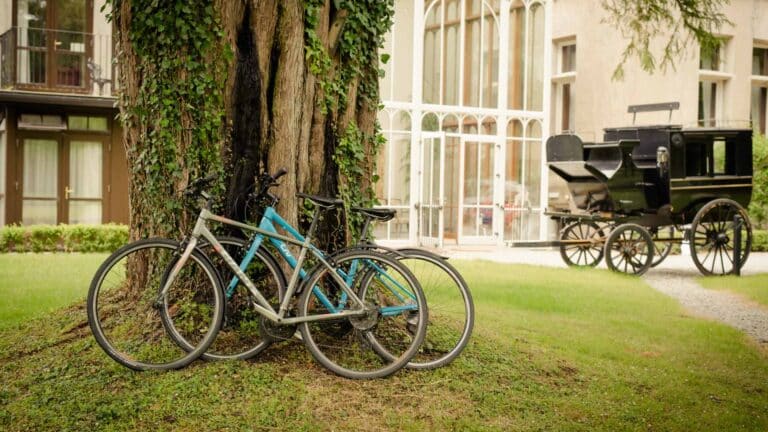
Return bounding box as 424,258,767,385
536,104,753,276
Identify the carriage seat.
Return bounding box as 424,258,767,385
584,143,623,179
546,134,584,162
546,134,622,181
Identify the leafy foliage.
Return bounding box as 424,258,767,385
304,0,394,113
602,0,731,79
753,229,768,252
304,0,394,237
749,134,768,229
333,123,385,239
109,0,231,236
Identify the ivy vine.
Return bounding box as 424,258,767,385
304,0,395,239
108,0,231,234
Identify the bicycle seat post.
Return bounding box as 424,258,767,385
358,215,373,245
304,205,324,244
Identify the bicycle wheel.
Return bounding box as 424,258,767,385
387,248,473,370
87,238,224,371
160,236,287,361
297,250,428,379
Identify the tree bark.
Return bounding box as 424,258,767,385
115,0,383,250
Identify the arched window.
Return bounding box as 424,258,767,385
526,2,545,111
423,0,500,107
508,1,526,110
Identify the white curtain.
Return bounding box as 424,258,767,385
22,139,58,224
68,141,102,224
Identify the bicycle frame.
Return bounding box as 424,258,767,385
158,208,376,326
234,206,418,318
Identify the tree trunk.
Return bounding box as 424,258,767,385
115,0,388,250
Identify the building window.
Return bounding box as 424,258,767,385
508,4,525,110
14,0,91,90
422,0,544,112
698,41,730,127
752,46,768,134
423,0,500,107
17,113,66,130
526,2,545,111
561,44,576,73
698,81,718,127
552,40,576,133
68,115,109,132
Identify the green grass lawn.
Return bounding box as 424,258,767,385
0,255,766,431
0,253,108,328
698,274,768,307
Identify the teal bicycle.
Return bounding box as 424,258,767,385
87,172,428,379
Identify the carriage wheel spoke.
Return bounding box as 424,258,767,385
723,248,733,265
586,248,598,263
567,248,580,262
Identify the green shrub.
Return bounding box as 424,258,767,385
28,225,65,252
0,224,128,253
753,229,768,252
0,225,25,251
749,134,768,229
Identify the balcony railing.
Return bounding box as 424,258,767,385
0,27,115,97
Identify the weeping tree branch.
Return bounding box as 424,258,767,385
602,0,732,80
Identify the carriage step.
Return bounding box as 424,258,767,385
506,240,561,248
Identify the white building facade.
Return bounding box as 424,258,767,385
374,0,768,247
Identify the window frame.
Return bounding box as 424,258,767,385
751,42,768,134
697,37,732,127
552,37,576,134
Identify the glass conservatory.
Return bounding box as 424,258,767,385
375,0,551,246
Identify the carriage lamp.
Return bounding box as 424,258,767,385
656,146,669,176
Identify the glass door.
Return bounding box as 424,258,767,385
20,136,60,224
18,134,105,224
15,0,90,90
459,135,497,244
15,0,49,86
65,138,104,224
503,138,543,241
52,0,89,89
418,132,445,248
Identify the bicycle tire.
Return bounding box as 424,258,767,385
388,248,474,370
160,236,287,361
297,249,428,379
87,238,224,371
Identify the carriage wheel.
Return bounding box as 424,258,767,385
603,223,654,276
559,221,605,267
650,226,674,268
690,198,752,276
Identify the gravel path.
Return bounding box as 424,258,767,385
440,246,768,346
644,270,768,346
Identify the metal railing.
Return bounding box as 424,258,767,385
0,27,115,96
